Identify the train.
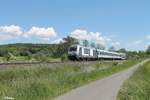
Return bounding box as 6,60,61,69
68,44,126,60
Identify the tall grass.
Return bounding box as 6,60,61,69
0,59,142,100
117,60,150,100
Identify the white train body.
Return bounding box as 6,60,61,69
68,44,126,60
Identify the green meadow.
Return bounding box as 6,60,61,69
117,60,150,100
0,58,142,100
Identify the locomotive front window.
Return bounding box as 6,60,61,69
69,47,77,51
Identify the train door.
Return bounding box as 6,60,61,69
93,50,97,58
79,47,82,57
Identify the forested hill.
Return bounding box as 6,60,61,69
0,36,77,59
0,43,57,57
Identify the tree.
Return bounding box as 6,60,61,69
108,46,116,52
83,40,89,47
126,51,138,59
63,36,78,45
96,44,105,50
62,36,77,50
146,45,150,55
118,48,126,53
91,42,96,48
53,36,78,57
138,51,146,58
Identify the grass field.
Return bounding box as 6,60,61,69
0,59,143,100
117,60,150,100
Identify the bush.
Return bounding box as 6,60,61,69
3,52,16,61
113,62,118,66
23,51,32,60
61,54,69,62
20,50,32,56
32,53,49,62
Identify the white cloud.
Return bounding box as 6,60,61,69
0,25,23,40
51,38,65,44
0,25,58,41
126,40,144,50
132,40,143,45
70,29,111,45
0,25,22,35
111,42,120,46
25,27,57,40
147,34,150,40
0,34,13,41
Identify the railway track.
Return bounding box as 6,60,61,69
0,60,125,68
0,61,60,66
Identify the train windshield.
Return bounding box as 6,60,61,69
69,46,77,51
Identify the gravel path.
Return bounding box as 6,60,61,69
55,59,149,100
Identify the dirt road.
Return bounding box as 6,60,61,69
55,59,149,100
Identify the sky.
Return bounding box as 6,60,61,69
0,0,150,51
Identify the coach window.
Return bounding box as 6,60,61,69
93,50,97,56
84,48,90,54
101,52,104,55
99,51,101,55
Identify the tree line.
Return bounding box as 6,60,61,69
0,36,149,62
0,36,77,61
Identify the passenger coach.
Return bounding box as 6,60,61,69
68,44,126,60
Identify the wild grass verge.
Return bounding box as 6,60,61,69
0,59,143,100
117,60,150,100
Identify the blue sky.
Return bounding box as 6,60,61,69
0,0,150,51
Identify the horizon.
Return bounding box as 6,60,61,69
0,0,150,51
